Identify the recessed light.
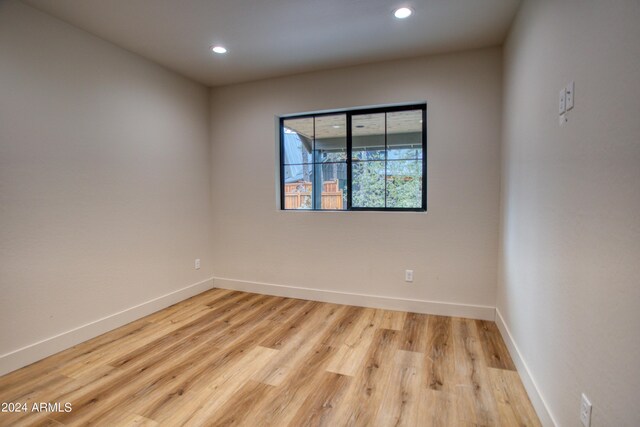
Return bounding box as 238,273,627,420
211,46,227,54
394,7,413,19
332,125,342,128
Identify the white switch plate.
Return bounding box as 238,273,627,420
566,81,575,110
580,393,592,427
195,258,201,270
405,270,414,282
559,88,566,114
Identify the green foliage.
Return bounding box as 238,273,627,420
352,161,385,207
353,160,422,208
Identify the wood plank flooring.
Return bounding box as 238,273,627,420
0,289,540,426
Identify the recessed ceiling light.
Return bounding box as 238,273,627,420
394,7,413,19
211,46,227,54
332,125,342,128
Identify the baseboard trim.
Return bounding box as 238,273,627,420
0,277,214,376
495,308,557,427
213,277,495,320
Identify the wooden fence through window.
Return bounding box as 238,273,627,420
284,180,343,209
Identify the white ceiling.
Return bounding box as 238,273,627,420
23,0,521,87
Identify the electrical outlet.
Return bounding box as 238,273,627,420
580,393,592,427
195,258,201,270
405,270,414,282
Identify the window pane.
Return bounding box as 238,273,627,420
386,160,423,208
352,161,385,208
283,118,313,164
283,165,313,209
317,162,347,210
387,110,423,160
352,113,385,161
315,114,346,162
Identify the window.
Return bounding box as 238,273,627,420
280,104,426,211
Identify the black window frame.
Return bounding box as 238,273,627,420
280,103,427,212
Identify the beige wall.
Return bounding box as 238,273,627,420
210,48,502,312
499,0,640,425
0,0,212,373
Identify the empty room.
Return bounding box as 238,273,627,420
1,0,639,425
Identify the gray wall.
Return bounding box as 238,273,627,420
210,47,503,312
499,0,640,425
0,0,212,373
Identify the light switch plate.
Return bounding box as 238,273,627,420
559,88,566,114
566,81,575,110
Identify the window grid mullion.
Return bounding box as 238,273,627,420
347,113,353,210
384,112,388,209
312,116,316,210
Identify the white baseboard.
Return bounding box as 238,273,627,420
0,277,214,376
213,277,495,320
495,308,557,427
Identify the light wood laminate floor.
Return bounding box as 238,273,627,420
0,289,540,426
